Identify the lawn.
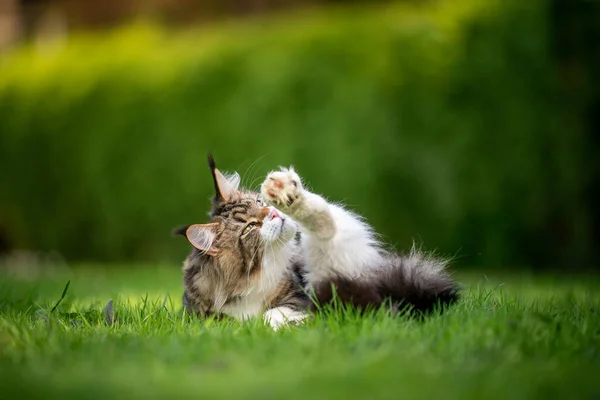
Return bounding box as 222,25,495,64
1,263,599,399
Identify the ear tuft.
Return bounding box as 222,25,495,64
172,225,191,237
185,223,219,256
207,152,217,171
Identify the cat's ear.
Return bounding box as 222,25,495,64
208,153,239,202
185,223,219,256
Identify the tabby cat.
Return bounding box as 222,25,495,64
176,155,459,329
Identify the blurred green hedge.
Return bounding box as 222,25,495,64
0,0,593,267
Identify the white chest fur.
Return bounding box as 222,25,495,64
219,242,294,320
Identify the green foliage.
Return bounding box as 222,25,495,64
0,0,591,266
1,265,599,399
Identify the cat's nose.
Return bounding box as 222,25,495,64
270,208,281,220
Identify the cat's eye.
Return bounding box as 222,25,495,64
256,197,264,206
242,222,258,236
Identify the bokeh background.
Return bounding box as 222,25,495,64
0,0,598,271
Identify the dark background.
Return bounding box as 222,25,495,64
0,0,598,270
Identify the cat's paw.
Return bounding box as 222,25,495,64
261,168,304,212
263,307,308,331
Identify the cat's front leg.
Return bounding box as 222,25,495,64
261,167,336,239
262,306,308,331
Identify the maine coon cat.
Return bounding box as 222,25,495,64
177,155,459,329
176,156,309,329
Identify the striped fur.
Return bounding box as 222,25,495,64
177,156,460,329
178,157,309,327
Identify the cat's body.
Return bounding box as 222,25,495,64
178,156,459,329
261,168,459,315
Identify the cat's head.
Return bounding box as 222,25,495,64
177,155,297,293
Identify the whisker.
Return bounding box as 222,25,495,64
244,154,267,190
249,175,267,192
248,242,263,284
266,245,278,297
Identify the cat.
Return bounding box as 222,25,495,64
176,155,310,329
260,167,460,315
176,155,460,329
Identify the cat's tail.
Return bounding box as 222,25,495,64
311,245,460,315
378,246,460,314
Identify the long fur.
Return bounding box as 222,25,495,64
311,247,459,314
178,156,310,329
177,157,460,330
260,166,460,316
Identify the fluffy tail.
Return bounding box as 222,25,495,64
378,248,460,314
311,247,460,315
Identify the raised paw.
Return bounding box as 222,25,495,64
261,168,303,211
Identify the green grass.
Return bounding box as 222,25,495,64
1,264,599,399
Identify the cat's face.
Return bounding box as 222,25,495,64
181,159,297,300
208,190,298,262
